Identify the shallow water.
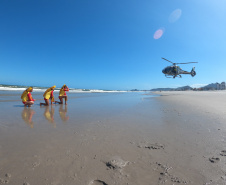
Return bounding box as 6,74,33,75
0,91,159,129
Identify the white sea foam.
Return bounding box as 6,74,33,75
0,87,44,91
69,89,127,93
0,86,127,93
0,87,26,91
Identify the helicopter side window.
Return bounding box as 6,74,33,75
165,68,170,73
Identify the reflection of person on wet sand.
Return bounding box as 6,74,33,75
59,104,69,122
44,106,56,127
22,107,35,128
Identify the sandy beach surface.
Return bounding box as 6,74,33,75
0,91,226,185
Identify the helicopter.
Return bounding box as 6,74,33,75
161,57,198,78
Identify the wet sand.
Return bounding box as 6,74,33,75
0,91,226,185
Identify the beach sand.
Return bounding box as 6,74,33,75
0,91,226,185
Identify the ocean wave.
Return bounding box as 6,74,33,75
0,87,44,91
0,86,126,93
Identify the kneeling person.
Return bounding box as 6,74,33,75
55,84,69,105
40,85,56,106
21,87,36,107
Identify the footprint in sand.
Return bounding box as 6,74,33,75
153,162,188,184
0,178,9,184
106,156,129,170
32,162,40,169
0,174,11,184
89,180,108,185
138,142,164,150
5,174,11,178
220,150,226,156
209,157,220,163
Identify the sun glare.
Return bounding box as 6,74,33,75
153,29,164,39
169,9,182,23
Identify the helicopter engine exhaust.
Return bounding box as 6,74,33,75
191,67,196,77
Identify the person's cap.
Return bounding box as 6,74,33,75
27,87,33,92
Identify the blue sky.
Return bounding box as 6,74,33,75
1,0,226,90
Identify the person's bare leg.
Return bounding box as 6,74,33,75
60,97,63,104
24,101,34,107
59,95,67,105
65,96,68,105
55,97,63,104
55,99,63,104
40,99,49,106
45,99,50,106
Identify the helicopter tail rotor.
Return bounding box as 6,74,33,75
191,67,196,77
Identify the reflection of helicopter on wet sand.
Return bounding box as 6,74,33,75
162,57,198,78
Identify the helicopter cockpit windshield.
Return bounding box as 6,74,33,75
162,67,171,74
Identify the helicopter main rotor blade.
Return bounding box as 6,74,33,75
161,57,174,64
176,62,198,64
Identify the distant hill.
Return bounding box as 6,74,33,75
151,85,193,91
150,88,175,91
150,82,226,91
175,86,193,91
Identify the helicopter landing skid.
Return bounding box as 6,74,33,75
165,75,182,78
165,75,174,78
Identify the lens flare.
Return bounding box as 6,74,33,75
169,9,182,23
153,29,164,39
